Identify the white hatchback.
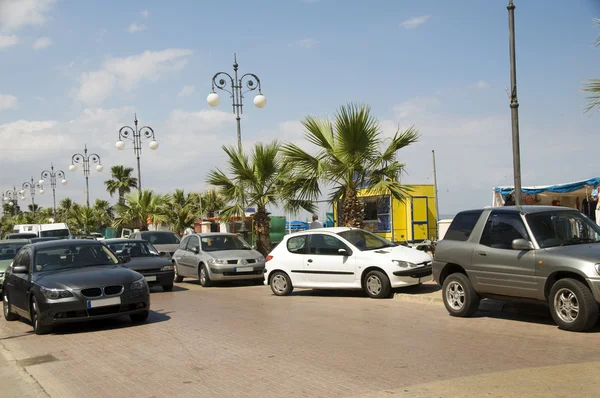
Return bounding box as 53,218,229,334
265,227,433,299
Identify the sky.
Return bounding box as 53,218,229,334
1,0,600,220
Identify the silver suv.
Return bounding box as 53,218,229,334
433,206,600,332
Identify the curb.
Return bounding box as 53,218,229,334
393,293,442,304
0,342,50,398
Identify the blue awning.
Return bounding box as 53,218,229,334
494,177,600,196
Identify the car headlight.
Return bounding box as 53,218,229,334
595,263,600,276
207,258,227,265
256,256,265,263
393,260,418,269
130,278,147,290
40,287,73,299
161,265,174,271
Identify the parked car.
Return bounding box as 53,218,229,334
264,227,433,299
0,239,30,295
68,234,98,240
104,239,175,292
89,232,105,241
2,240,150,335
29,237,60,243
6,233,37,240
433,206,600,332
172,233,265,286
129,231,180,259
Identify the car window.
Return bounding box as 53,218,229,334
0,242,27,260
200,235,251,251
34,244,119,272
308,234,349,255
106,241,159,257
526,211,600,248
187,236,200,252
179,236,189,250
141,232,180,245
11,250,25,270
287,236,307,254
337,229,393,251
444,211,483,242
480,213,529,250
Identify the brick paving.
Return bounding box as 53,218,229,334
1,282,599,397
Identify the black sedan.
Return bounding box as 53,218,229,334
103,239,175,292
2,240,150,335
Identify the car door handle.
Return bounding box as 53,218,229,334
478,252,487,256
307,259,313,263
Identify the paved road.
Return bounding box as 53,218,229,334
1,282,599,397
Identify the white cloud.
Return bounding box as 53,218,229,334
0,34,19,49
473,80,489,89
33,36,52,50
177,85,195,97
0,94,18,110
128,23,146,33
76,49,193,105
0,0,55,32
401,15,430,29
392,97,440,119
141,10,149,18
296,38,318,49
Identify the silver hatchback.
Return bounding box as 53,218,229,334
172,233,266,287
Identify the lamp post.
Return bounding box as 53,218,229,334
207,54,267,148
21,177,44,216
507,0,522,206
40,164,67,218
69,144,103,208
116,114,158,192
3,186,20,216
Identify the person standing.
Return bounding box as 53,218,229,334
309,214,323,229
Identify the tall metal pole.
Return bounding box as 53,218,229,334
117,114,158,193
4,187,20,216
432,150,440,240
71,145,102,232
508,0,522,206
22,177,42,217
41,164,66,218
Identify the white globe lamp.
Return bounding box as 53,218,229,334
96,164,104,172
116,140,125,150
253,94,267,109
149,141,159,150
39,179,45,185
207,92,220,107
39,189,45,195
69,164,76,172
61,179,68,185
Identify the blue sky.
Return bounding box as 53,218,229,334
1,0,600,218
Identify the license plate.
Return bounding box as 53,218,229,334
235,267,252,272
144,276,157,282
87,297,121,309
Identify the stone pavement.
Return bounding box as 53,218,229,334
0,282,599,397
0,343,48,397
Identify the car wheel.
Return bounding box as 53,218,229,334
364,270,392,299
549,278,599,332
30,297,51,335
270,271,293,296
130,310,149,323
442,273,479,317
3,292,20,321
173,262,183,283
162,283,174,292
199,264,212,287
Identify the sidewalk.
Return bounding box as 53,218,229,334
0,344,49,398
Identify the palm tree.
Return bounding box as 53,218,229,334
201,189,225,218
583,19,600,112
56,197,73,223
68,204,98,233
164,189,196,235
104,165,138,205
114,190,168,231
282,103,419,228
93,199,114,228
207,141,316,256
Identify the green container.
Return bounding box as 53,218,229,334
269,216,286,244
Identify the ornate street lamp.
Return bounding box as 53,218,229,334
3,186,20,216
40,164,67,218
21,177,44,216
207,54,267,148
69,144,103,208
116,114,158,192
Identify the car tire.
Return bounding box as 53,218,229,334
173,262,184,283
162,283,174,292
3,292,20,321
363,270,392,299
270,271,293,296
254,278,265,286
199,264,212,287
442,273,479,317
130,310,149,323
30,296,51,335
549,278,599,332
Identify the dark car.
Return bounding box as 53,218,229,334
2,240,150,335
0,239,30,295
104,239,175,292
129,231,180,259
6,233,38,240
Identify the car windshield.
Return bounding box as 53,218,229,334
142,232,180,245
200,235,252,251
34,244,119,272
40,229,69,238
0,242,27,260
106,241,160,257
526,211,600,248
337,229,395,251
8,233,37,239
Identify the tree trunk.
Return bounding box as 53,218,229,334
254,206,271,256
341,187,364,228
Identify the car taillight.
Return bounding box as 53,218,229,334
266,255,273,262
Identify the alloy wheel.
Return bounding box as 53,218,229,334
200,267,206,285
272,274,288,294
366,275,382,296
446,281,465,310
554,288,579,324
3,295,9,317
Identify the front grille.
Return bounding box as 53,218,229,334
104,285,123,296
246,259,256,264
88,305,120,316
227,260,238,264
81,288,102,298
136,269,161,275
223,270,263,276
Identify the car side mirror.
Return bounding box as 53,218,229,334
338,248,350,256
13,265,28,274
512,239,534,251
119,255,131,264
